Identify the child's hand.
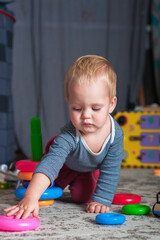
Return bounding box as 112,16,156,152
4,196,40,219
86,201,110,213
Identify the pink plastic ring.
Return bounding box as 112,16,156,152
16,160,39,172
112,193,141,205
0,215,40,232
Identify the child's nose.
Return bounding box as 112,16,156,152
82,109,91,118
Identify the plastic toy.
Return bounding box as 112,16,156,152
114,111,160,168
22,180,30,188
16,160,39,172
95,213,125,225
112,193,141,205
21,180,55,189
0,182,9,189
39,199,54,206
15,117,63,207
0,164,19,180
40,186,63,199
30,117,43,162
15,186,63,200
152,192,160,217
17,171,33,181
0,215,40,232
4,178,17,188
0,164,18,188
153,169,160,176
122,204,151,215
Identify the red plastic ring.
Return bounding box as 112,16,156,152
16,160,39,172
112,193,141,205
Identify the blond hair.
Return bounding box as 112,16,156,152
65,55,117,101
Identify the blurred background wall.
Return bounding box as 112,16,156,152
1,0,159,163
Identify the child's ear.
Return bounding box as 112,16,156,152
109,96,117,113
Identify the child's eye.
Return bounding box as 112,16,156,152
73,107,82,111
92,107,101,111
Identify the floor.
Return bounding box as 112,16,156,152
0,169,160,240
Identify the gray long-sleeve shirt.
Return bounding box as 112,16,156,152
34,115,124,207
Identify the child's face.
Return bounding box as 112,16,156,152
68,79,117,135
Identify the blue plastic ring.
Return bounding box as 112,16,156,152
15,186,63,200
22,180,55,188
22,180,30,188
95,213,126,225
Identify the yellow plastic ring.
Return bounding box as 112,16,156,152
18,171,33,181
38,199,54,206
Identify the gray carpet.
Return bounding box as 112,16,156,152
0,169,160,240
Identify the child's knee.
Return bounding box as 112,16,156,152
69,182,93,203
69,171,98,203
70,188,90,203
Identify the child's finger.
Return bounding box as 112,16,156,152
32,208,40,219
21,209,32,219
5,206,20,216
15,208,25,219
3,205,18,212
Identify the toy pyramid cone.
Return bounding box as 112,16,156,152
15,117,63,206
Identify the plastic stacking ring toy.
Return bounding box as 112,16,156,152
0,215,40,232
18,171,33,181
30,117,43,162
39,199,54,206
15,186,63,200
95,213,125,225
50,181,55,187
22,180,54,189
122,204,151,215
153,169,160,176
0,182,9,189
16,160,39,172
112,193,141,205
22,180,30,188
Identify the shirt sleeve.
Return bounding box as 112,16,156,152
92,132,124,207
33,132,76,185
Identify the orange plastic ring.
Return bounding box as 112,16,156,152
38,200,54,206
154,169,160,176
18,171,33,181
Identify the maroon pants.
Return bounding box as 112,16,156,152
55,164,99,203
45,136,99,203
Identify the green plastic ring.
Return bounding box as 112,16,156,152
122,204,151,215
